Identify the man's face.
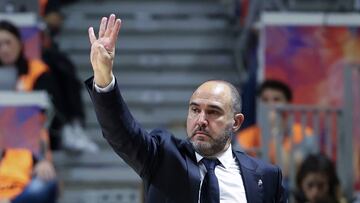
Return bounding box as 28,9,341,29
186,82,241,157
0,30,21,65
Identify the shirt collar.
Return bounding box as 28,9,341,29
195,144,233,169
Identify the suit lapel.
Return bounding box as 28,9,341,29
233,150,264,203
184,142,201,203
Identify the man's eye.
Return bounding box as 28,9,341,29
208,110,219,115
191,108,200,113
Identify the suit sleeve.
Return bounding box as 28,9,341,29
85,77,160,179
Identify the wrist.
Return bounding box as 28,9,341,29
94,71,113,88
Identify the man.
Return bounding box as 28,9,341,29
86,14,285,203
237,80,314,162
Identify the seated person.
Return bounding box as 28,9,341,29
294,153,346,203
0,104,58,203
39,0,99,152
0,20,97,152
41,8,99,152
0,21,58,94
0,148,58,203
237,79,315,162
0,20,64,147
0,20,58,202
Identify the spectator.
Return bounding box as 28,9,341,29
0,20,98,152
0,21,56,93
0,19,63,145
0,19,65,145
40,5,99,152
0,148,58,203
0,21,58,203
40,0,63,39
294,153,346,203
237,79,315,162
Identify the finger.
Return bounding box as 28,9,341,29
90,43,97,65
91,42,101,66
98,17,107,38
88,27,96,44
104,14,116,37
109,19,122,48
98,43,112,60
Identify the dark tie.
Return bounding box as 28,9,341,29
200,158,220,203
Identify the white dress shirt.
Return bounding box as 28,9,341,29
195,144,247,203
94,74,116,92
94,76,247,202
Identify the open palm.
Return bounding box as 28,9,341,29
88,14,122,87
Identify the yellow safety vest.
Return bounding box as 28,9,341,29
0,148,33,199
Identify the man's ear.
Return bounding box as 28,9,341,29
233,113,244,132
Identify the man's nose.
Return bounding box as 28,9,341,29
197,111,208,127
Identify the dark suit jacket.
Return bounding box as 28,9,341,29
86,77,286,203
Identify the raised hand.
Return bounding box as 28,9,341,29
88,14,122,87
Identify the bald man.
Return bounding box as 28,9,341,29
85,14,285,203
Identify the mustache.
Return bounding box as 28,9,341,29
191,126,210,137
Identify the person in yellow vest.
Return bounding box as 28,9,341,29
237,80,315,167
0,18,99,153
0,148,58,203
0,21,58,202
0,19,99,153
0,20,65,148
0,21,59,93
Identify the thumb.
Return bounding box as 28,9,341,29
97,43,113,60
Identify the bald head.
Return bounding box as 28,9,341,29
192,80,242,114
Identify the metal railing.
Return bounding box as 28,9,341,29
258,103,341,192
256,65,360,201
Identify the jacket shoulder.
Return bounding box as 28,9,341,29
234,150,281,175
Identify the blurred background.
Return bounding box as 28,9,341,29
0,0,359,202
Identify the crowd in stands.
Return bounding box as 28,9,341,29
0,0,98,152
237,79,349,202
0,16,58,203
0,0,95,202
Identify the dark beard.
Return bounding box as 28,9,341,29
188,128,234,157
